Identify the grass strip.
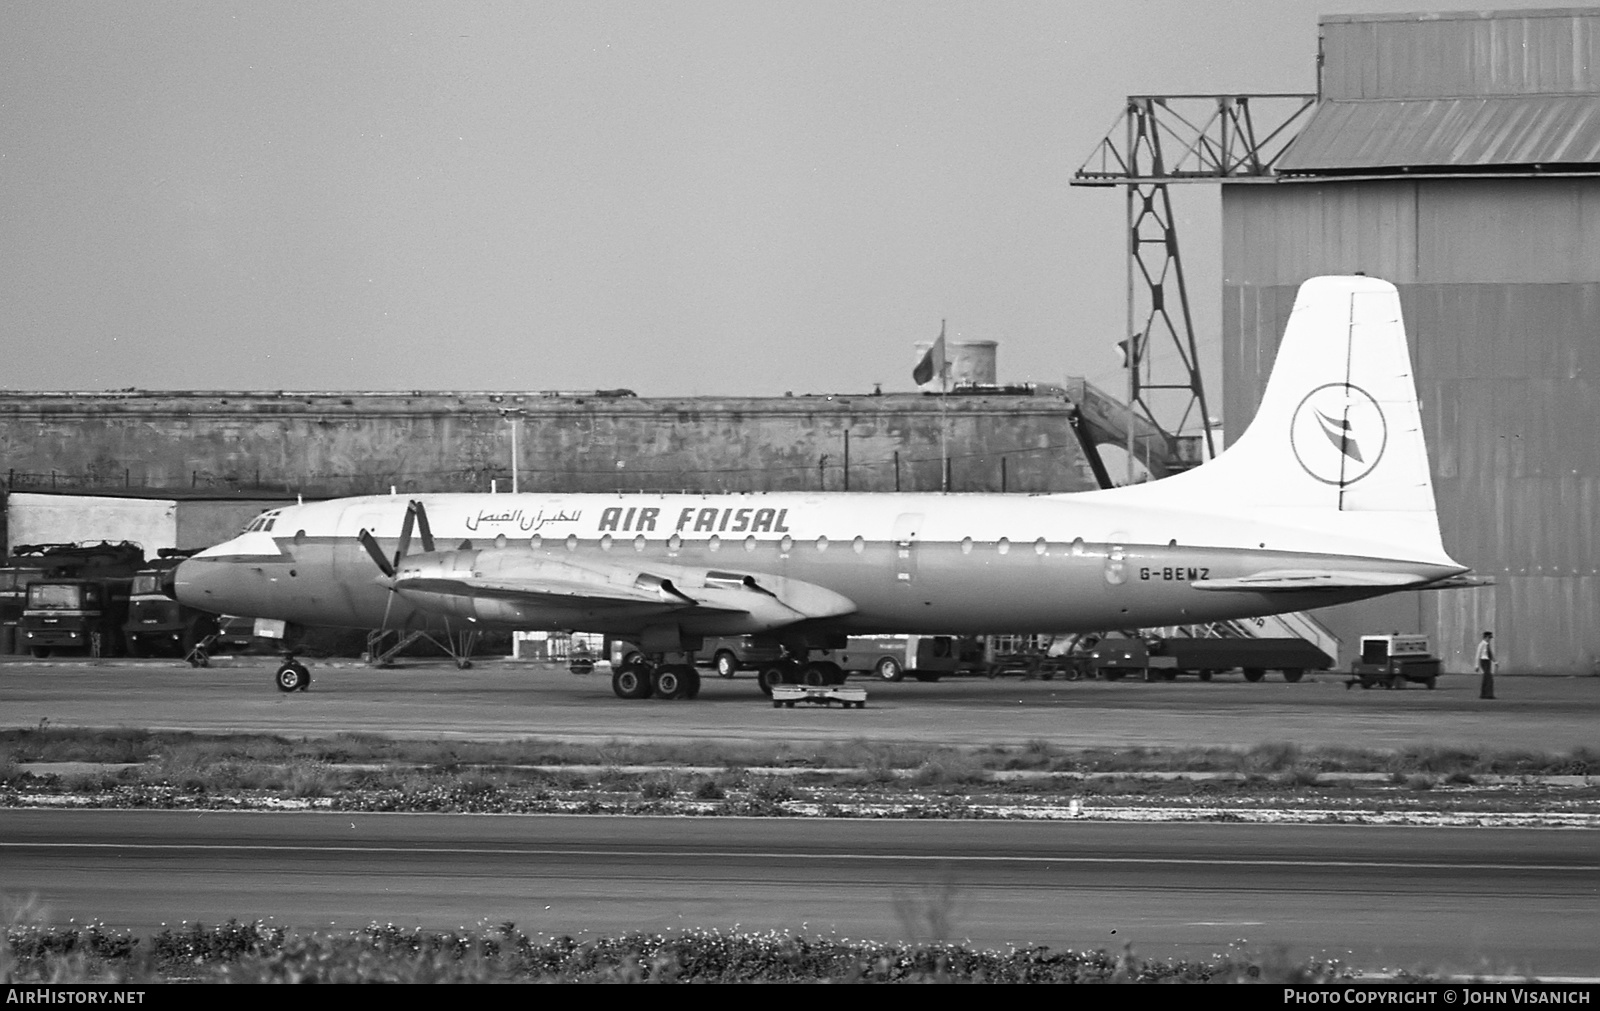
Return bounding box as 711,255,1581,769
3,919,1372,984
3,728,1595,777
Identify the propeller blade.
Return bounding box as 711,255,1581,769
409,500,436,553
358,529,395,578
394,505,417,570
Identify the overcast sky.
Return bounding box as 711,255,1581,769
0,1,1566,406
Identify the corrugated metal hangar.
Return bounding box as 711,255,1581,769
1228,7,1600,673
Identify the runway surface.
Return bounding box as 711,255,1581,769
4,660,1597,978
2,809,1595,977
3,659,1597,752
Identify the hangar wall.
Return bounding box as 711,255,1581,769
3,493,296,556
6,493,178,554
1219,8,1600,675
1224,177,1600,675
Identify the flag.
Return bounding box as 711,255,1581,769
913,323,947,386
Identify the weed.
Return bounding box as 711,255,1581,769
1277,765,1322,788
750,777,794,803
909,754,987,788
692,777,725,800
640,776,677,800
1246,742,1303,772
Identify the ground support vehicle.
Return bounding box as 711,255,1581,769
611,635,781,679
1084,635,1330,682
903,635,990,681
1,541,145,654
20,578,131,658
814,635,913,681
0,566,46,654
123,557,218,658
982,633,1095,680
1145,636,1332,682
1086,637,1152,680
770,683,867,709
703,637,783,678
1347,634,1441,689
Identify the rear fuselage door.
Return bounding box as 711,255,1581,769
893,512,923,585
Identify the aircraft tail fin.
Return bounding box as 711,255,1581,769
1115,275,1452,561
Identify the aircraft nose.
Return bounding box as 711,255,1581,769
173,556,233,613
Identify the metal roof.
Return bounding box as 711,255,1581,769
1319,8,1600,101
1276,94,1600,174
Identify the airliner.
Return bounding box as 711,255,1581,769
175,275,1472,699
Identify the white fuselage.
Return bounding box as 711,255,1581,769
175,489,1463,639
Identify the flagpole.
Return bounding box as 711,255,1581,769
939,319,949,493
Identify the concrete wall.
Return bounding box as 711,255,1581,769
0,391,1100,501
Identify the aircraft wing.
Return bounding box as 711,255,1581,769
393,575,680,610
389,552,858,628
1192,569,1444,592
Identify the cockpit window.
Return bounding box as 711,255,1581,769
242,510,282,534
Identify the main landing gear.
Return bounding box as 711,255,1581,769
609,646,846,701
611,655,703,701
274,653,311,693
755,652,845,696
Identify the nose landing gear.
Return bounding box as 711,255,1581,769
274,654,310,692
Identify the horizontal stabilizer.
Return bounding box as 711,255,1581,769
1411,574,1495,591
1193,569,1440,592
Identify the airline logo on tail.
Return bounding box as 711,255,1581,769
1290,383,1387,485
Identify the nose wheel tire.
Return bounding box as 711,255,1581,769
274,662,310,693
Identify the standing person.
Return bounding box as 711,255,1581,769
1477,631,1496,699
